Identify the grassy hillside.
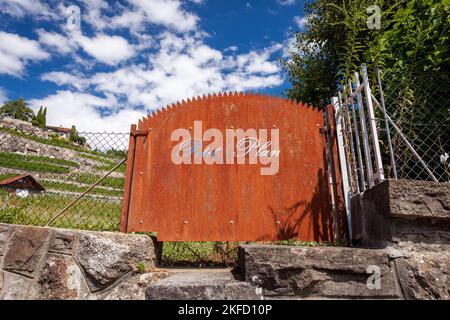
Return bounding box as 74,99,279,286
0,128,127,230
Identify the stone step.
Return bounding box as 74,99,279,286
145,269,261,300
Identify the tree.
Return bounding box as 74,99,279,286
283,0,449,105
0,98,35,122
69,125,86,145
42,107,47,127
31,106,47,128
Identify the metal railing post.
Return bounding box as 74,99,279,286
361,64,385,183
354,72,374,188
375,65,398,179
348,80,366,191
332,96,352,239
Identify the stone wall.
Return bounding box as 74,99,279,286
0,224,167,300
1,179,449,300
238,244,449,300
350,179,450,248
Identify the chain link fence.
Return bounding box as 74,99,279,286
0,124,243,265
380,70,450,182
337,65,449,198
0,124,128,231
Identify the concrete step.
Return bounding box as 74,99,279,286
145,269,262,300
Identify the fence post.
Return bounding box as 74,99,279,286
348,80,366,191
331,97,352,240
325,103,350,241
375,65,398,179
354,72,374,188
361,64,385,183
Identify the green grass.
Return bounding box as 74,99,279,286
69,173,125,189
161,242,239,267
0,153,70,174
42,180,123,197
0,152,79,168
77,153,120,164
0,173,17,181
95,162,127,173
0,192,121,231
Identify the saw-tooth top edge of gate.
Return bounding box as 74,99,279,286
137,91,314,129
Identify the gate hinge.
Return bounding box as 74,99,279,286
131,129,152,137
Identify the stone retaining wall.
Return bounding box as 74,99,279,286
238,244,449,300
351,179,450,248
0,224,167,300
1,179,449,300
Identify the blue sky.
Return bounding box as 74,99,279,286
0,0,307,131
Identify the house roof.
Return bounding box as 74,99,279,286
46,125,72,133
0,174,45,192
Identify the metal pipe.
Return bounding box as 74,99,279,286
355,72,374,188
376,65,398,179
361,64,385,183
346,104,360,193
348,80,366,191
45,157,128,226
370,94,439,182
337,92,353,191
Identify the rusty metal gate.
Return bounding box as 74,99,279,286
120,93,345,241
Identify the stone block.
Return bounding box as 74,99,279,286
146,271,233,300
388,180,450,219
395,252,450,300
0,224,11,256
0,271,33,300
239,245,400,299
3,226,51,277
224,281,263,300
75,231,155,292
351,180,450,247
28,254,89,300
88,271,169,300
49,230,76,255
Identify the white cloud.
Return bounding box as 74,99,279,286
28,90,143,132
78,0,111,31
128,0,198,32
37,29,77,54
75,33,135,65
0,31,49,76
37,28,135,65
81,0,199,33
41,72,87,90
0,0,56,19
3,1,287,132
85,32,283,110
277,0,296,5
0,87,7,105
234,44,283,74
35,31,284,131
294,16,307,29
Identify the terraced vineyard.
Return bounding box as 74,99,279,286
0,129,128,231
